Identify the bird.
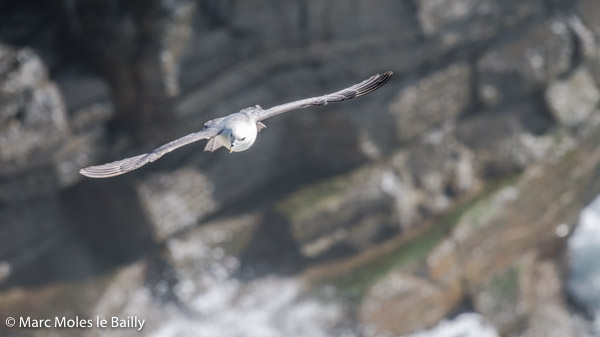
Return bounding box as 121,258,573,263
80,71,393,178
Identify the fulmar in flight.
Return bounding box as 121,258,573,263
80,71,393,178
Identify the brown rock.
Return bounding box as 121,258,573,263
522,260,580,337
472,256,531,333
360,272,462,336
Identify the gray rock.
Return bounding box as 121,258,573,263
323,123,600,336
0,195,102,288
454,100,554,176
1,1,598,335
83,261,171,337
276,164,400,259
213,0,419,50
576,0,600,39
136,166,220,241
276,127,477,259
405,127,476,213
0,44,117,202
418,0,493,37
545,67,600,127
477,20,572,105
164,213,260,301
569,6,600,90
567,14,598,62
449,123,600,314
0,197,62,283
0,44,85,202
0,45,68,167
54,68,112,115
67,0,197,140
417,0,545,47
390,63,472,143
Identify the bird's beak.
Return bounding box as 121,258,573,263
229,148,233,154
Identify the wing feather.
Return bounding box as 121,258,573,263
80,128,219,178
255,71,392,121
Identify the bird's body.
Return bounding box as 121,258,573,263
215,112,260,152
80,71,393,178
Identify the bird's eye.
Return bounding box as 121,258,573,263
241,137,247,141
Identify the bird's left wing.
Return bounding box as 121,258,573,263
254,71,392,122
80,127,220,178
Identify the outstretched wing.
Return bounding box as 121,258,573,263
254,71,392,122
80,128,220,178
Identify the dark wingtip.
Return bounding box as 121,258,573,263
79,165,124,179
79,153,149,178
377,71,393,86
354,71,393,97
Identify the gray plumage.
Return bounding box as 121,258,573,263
80,71,392,178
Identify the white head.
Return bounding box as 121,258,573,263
220,121,258,153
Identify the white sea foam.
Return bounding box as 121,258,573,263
147,276,343,337
568,194,600,335
399,313,498,337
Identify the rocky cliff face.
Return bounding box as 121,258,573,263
1,0,600,336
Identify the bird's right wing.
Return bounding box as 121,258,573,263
80,127,220,178
255,71,393,122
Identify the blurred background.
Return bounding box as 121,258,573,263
1,0,600,336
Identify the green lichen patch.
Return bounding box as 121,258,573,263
306,175,519,305
275,172,356,224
